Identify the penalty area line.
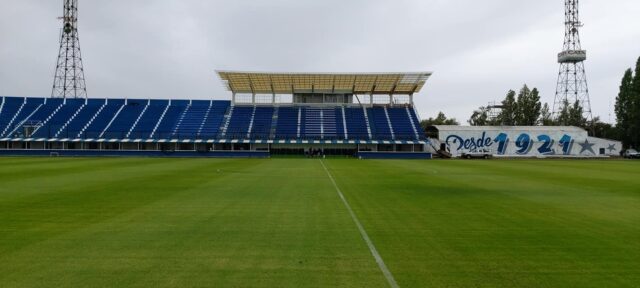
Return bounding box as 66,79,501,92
319,160,399,288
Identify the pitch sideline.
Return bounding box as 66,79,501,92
319,160,399,288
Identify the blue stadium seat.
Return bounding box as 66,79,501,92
128,100,168,139
225,106,254,139
303,107,322,139
334,108,346,140
101,99,147,139
387,107,417,140
0,97,26,137
172,100,210,139
0,96,427,142
31,99,84,138
369,107,393,140
408,108,426,140
298,108,306,140
344,108,369,140
249,107,274,139
275,107,299,140
57,99,106,139
153,100,188,139
81,99,125,139
1,97,46,138
198,101,230,139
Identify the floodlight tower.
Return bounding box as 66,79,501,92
51,0,87,98
553,0,592,120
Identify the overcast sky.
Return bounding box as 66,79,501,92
1,0,639,124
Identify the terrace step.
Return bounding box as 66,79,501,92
0,97,5,119
77,101,107,138
31,103,65,136
1,98,27,137
269,107,279,140
171,104,192,137
362,106,372,140
296,107,302,138
197,101,213,137
55,103,86,138
406,106,421,140
149,101,172,139
383,106,395,140
126,101,150,138
99,103,126,138
220,105,235,138
246,106,257,139
6,103,44,138
341,106,348,140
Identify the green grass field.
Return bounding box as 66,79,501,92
0,157,639,287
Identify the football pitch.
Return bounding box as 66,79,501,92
0,157,638,287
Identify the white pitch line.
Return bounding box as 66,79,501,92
319,160,399,288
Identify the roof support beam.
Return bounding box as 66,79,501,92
410,83,420,95
248,77,256,96
270,76,276,104
331,75,336,94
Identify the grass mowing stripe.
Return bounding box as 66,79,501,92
2,158,637,287
320,160,399,288
1,158,388,287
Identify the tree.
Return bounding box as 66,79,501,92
515,86,542,126
615,69,634,148
540,103,555,126
556,99,571,126
557,99,587,127
468,107,491,126
466,84,544,127
420,112,459,131
491,85,543,126
569,100,587,127
631,57,640,148
590,116,620,140
496,90,517,125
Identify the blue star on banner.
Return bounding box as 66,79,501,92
579,139,596,154
607,144,617,152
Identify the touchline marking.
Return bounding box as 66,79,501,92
319,160,399,288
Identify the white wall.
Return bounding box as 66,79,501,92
435,127,622,157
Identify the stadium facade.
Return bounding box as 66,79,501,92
0,72,432,159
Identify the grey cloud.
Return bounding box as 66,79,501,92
1,0,639,123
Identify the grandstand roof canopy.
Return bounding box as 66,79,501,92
216,71,432,95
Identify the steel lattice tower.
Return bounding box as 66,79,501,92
51,0,87,98
553,0,592,120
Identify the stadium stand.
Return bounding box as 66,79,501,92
172,100,210,139
0,72,432,158
225,106,254,139
154,100,187,139
102,99,147,139
369,107,394,140
81,99,124,139
0,96,425,142
344,108,370,140
128,100,168,139
61,99,106,139
1,97,44,138
388,107,417,140
249,107,275,139
199,101,230,138
31,99,83,139
0,97,25,137
275,107,299,140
